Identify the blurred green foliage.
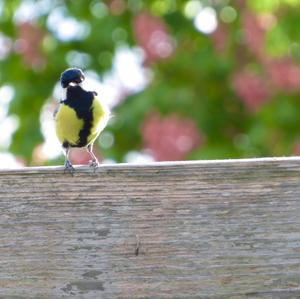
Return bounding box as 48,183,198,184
1,0,300,165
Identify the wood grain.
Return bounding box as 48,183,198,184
1,157,300,298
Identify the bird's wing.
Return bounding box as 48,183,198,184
53,100,64,119
53,105,59,119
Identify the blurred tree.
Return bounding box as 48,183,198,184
1,0,300,165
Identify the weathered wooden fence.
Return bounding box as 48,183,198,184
1,157,300,298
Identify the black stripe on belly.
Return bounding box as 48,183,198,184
63,85,96,147
77,110,93,147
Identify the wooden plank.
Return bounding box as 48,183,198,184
1,157,300,298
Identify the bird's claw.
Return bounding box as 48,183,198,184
89,159,99,173
64,160,75,174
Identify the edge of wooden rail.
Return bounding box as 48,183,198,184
1,156,300,174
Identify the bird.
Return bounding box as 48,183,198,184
54,68,110,172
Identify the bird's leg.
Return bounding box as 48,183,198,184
63,146,74,173
87,144,99,172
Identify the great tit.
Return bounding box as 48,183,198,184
54,68,110,172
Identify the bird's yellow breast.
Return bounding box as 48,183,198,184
55,95,109,147
55,105,84,145
87,96,110,144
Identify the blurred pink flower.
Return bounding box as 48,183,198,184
32,145,102,166
242,12,266,60
133,12,175,64
16,22,45,69
266,58,300,92
142,112,202,161
69,147,102,165
232,70,270,112
211,24,229,53
108,0,126,16
293,140,300,156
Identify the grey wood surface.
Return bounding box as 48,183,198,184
1,157,300,298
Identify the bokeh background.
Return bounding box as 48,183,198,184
1,0,300,167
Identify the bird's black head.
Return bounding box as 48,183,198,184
60,68,85,88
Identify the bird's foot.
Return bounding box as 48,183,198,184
89,159,99,173
64,160,75,174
